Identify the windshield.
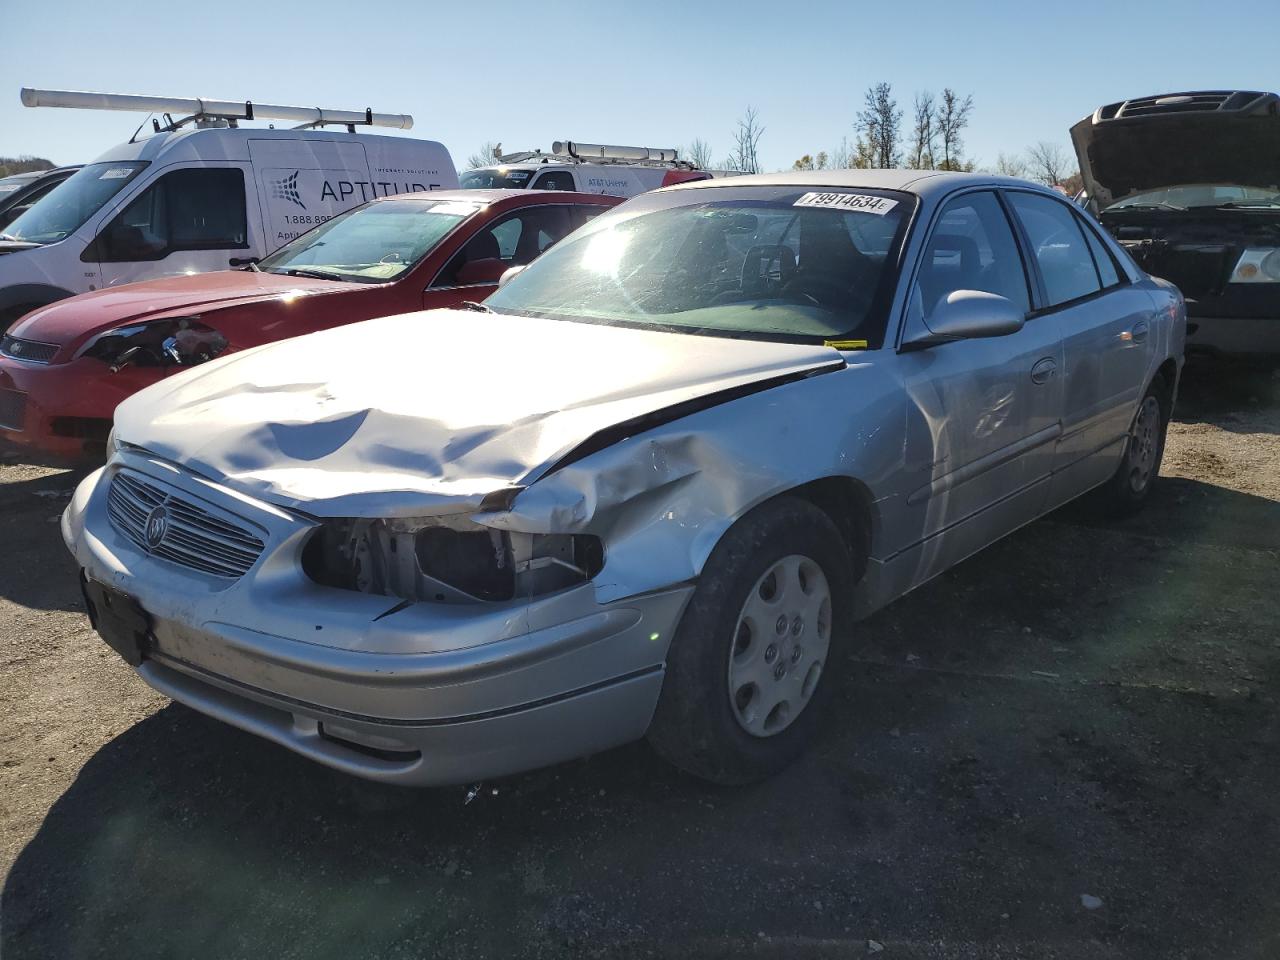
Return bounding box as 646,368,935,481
485,186,913,345
258,198,482,283
1,162,148,243
1106,184,1280,211
460,168,533,190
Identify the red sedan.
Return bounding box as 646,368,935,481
0,189,621,460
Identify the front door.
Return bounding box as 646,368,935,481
92,165,256,289
893,190,1064,586
424,203,575,309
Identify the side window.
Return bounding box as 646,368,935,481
532,171,576,191
433,206,573,287
916,191,1030,318
99,168,247,262
575,204,610,228
1077,214,1121,288
1007,192,1102,307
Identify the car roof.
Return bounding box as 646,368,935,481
372,187,622,205
663,168,1055,201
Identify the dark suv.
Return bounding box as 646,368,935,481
1072,91,1280,358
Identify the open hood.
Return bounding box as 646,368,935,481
10,271,359,347
113,309,844,517
1071,91,1280,211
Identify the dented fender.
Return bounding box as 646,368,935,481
477,363,906,604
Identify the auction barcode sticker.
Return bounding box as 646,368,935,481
794,192,898,215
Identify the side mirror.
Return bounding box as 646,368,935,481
454,257,508,287
907,289,1024,346
498,264,527,288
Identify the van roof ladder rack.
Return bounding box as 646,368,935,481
19,88,413,135
491,140,696,169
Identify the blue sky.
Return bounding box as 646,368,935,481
1,0,1272,174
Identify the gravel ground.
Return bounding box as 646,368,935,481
1,360,1278,959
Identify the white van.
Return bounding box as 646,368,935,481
461,140,711,198
0,89,456,328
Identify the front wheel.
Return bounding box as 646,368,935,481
1093,376,1170,516
648,497,855,784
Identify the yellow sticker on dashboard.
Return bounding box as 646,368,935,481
824,339,868,350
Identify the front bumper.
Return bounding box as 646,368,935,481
63,451,693,786
0,355,161,460
1185,314,1280,357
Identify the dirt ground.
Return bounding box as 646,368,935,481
1,360,1278,960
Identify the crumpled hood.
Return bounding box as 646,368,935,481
1071,91,1280,210
114,309,843,517
10,271,357,348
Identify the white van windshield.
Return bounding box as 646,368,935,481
0,162,148,244
259,198,482,283
460,168,533,190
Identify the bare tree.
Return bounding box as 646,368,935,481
909,91,936,169
464,141,501,169
829,137,853,170
1027,141,1070,186
728,107,765,174
936,89,974,171
856,82,902,169
684,137,714,170
994,151,1029,179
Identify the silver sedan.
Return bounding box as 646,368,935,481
63,170,1184,786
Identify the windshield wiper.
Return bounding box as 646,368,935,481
1110,202,1185,211
280,268,343,281
1204,201,1280,210
460,300,494,313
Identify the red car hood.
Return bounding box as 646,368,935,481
10,272,361,349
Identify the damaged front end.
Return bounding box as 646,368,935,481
302,514,604,604
1105,210,1280,354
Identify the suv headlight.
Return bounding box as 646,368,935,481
302,515,604,604
82,316,228,372
1229,248,1280,283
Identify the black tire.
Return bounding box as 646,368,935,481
648,496,856,785
1093,375,1170,517
0,303,40,335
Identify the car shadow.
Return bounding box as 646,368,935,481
1174,356,1280,431
0,468,88,614
4,473,1280,958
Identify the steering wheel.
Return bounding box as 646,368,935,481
780,275,852,309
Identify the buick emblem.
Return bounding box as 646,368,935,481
144,505,169,549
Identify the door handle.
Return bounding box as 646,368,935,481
1030,357,1057,385
1130,320,1150,343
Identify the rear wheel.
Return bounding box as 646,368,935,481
1094,376,1170,516
648,497,855,784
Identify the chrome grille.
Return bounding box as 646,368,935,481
107,470,266,578
0,388,25,431
0,335,59,363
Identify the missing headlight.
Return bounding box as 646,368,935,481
82,317,228,372
302,516,603,604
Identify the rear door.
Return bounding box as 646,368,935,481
1003,190,1156,507
895,189,1064,584
91,164,255,288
